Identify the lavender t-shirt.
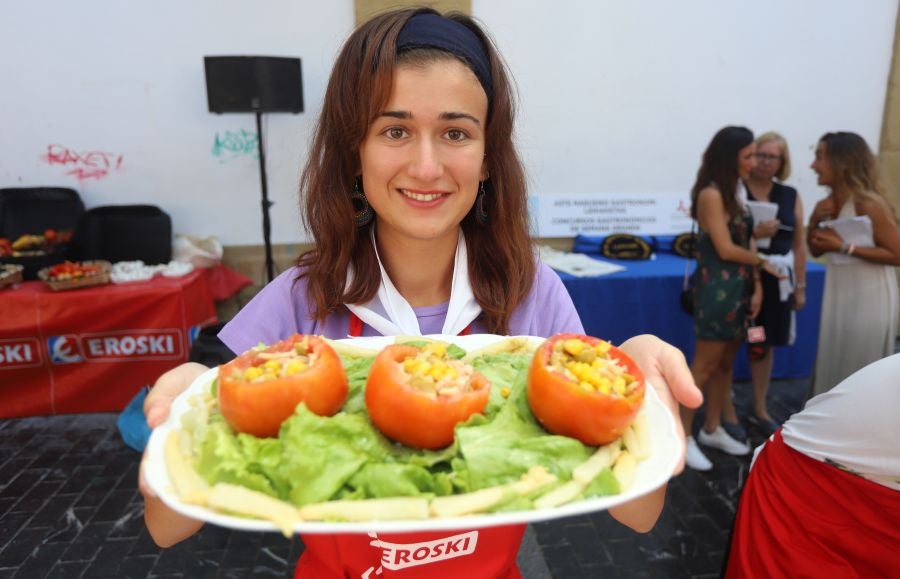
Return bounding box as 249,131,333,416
218,261,583,354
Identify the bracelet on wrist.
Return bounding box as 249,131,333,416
847,244,856,256
796,282,806,289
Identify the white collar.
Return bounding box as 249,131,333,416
345,227,481,336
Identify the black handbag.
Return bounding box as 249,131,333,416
679,284,694,315
679,224,697,315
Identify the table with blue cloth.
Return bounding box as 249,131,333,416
556,237,824,380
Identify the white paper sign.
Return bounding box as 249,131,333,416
746,201,779,249
825,215,874,265
530,193,693,236
537,246,626,278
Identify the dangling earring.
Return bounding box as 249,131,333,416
475,180,488,225
350,177,373,227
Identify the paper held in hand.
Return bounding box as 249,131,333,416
746,201,779,249
824,215,873,265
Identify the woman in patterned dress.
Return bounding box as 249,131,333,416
682,126,782,471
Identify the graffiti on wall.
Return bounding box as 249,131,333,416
211,129,258,163
42,145,124,181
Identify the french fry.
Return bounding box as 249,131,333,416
612,451,636,491
633,413,652,460
299,497,429,522
572,443,621,486
535,442,627,509
394,335,437,345
323,338,378,359
621,423,646,461
463,337,537,361
533,480,583,510
163,430,210,505
430,466,556,518
208,483,300,537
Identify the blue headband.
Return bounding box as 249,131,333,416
396,13,493,103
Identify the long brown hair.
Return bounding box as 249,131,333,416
690,126,754,221
297,7,534,334
820,131,895,216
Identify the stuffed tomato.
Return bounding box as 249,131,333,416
527,334,644,445
365,341,490,450
218,334,348,437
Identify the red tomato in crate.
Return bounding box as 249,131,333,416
218,334,348,437
47,261,101,280
365,342,490,449
527,333,645,445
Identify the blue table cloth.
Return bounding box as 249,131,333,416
556,252,824,380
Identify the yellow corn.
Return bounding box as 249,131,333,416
424,342,447,357
428,364,448,381
284,359,307,376
563,339,585,356
244,366,264,381
598,378,612,395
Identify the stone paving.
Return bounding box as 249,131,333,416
0,378,807,578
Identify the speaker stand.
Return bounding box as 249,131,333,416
255,111,275,283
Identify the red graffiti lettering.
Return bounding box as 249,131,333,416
42,144,124,181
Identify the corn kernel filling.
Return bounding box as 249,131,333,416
548,338,637,396
234,340,316,383
400,342,478,399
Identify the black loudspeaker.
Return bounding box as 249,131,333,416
204,56,303,114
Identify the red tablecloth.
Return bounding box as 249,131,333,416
0,270,218,418
205,264,253,302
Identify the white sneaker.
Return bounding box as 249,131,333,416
698,425,750,456
685,436,713,471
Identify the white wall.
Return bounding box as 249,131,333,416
1,1,897,244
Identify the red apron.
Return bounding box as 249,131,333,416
726,429,900,578
294,314,525,578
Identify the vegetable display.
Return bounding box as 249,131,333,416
0,229,73,257
46,260,103,281
218,334,348,437
365,341,490,449
527,334,645,445
160,335,656,533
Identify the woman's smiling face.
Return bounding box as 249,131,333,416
811,141,835,186
358,58,488,245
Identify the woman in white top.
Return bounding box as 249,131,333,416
806,131,900,397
